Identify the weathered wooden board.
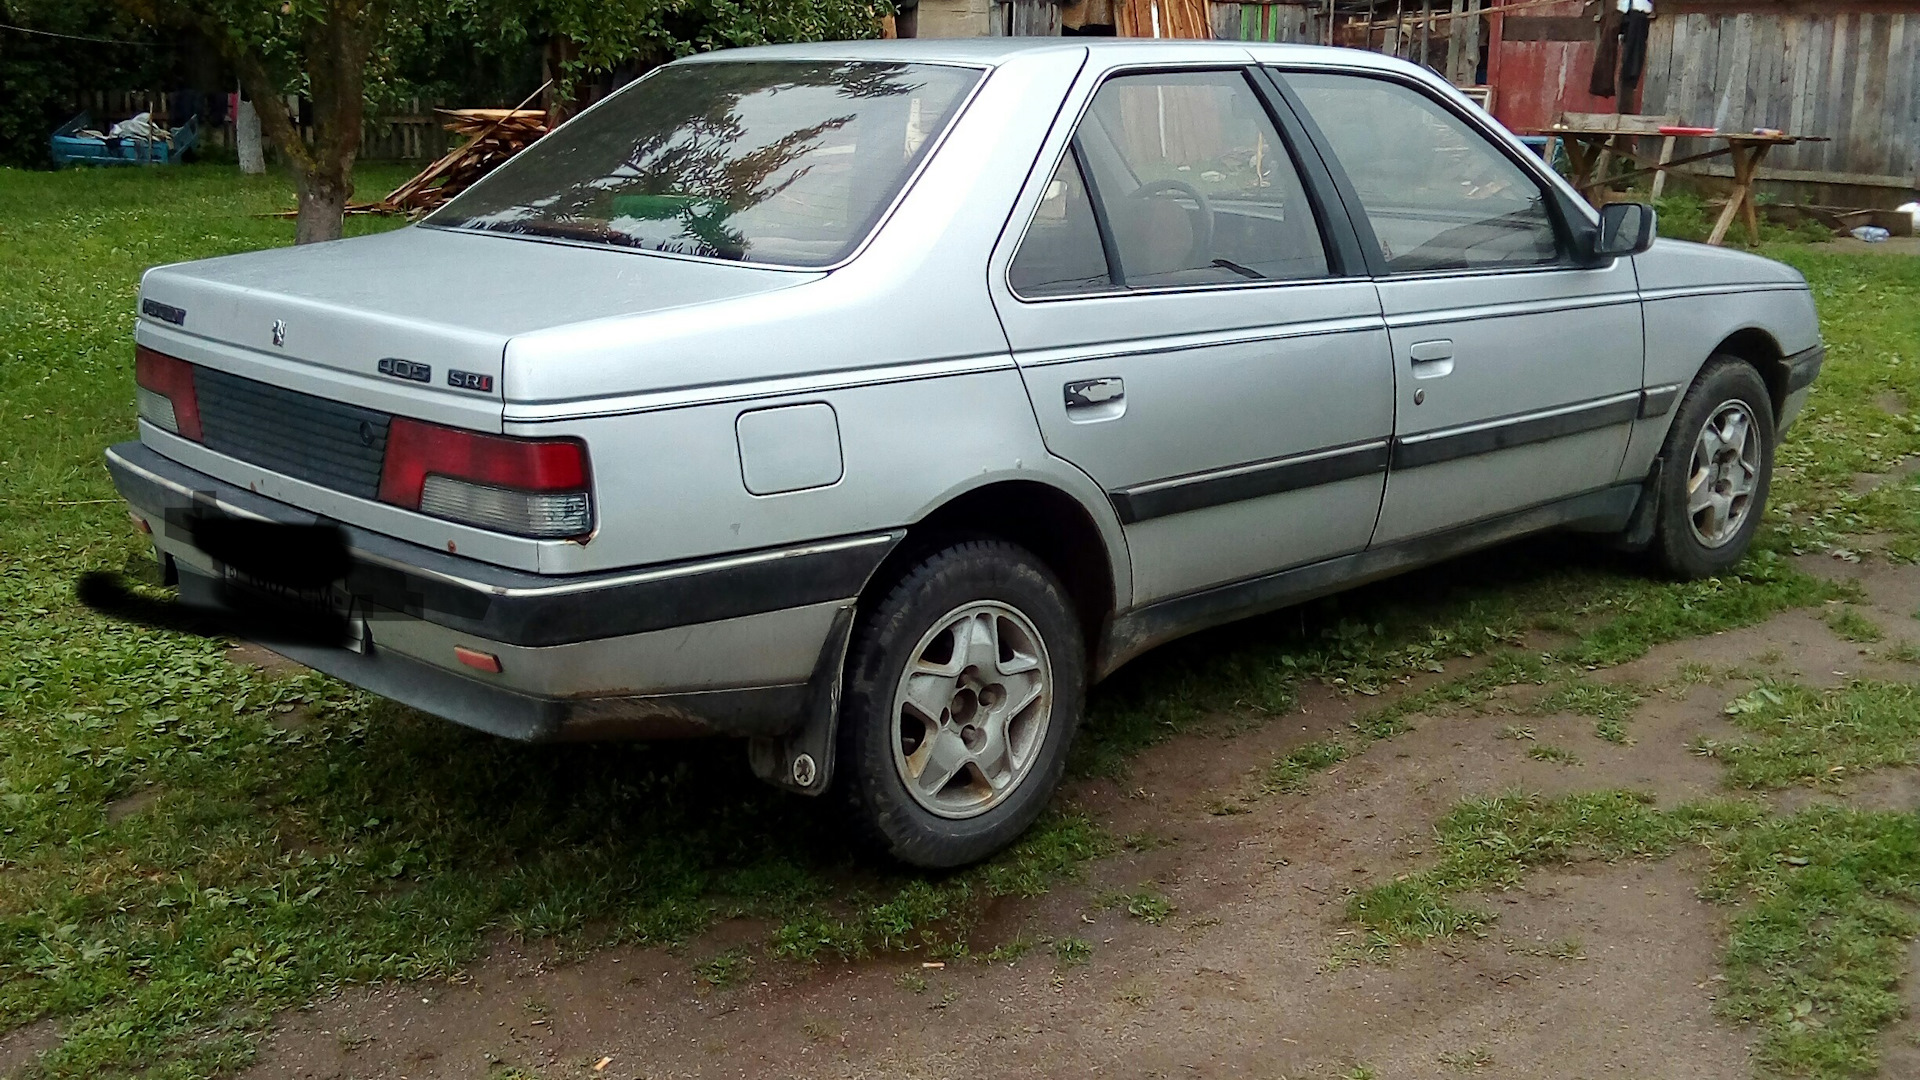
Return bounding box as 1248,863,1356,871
1210,1,1322,43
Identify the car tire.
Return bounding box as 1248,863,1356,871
838,539,1086,869
1649,356,1776,580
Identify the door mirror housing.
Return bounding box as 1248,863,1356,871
1590,201,1657,260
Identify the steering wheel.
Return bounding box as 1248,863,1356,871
1128,179,1215,269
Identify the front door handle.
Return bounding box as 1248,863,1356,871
1409,339,1455,379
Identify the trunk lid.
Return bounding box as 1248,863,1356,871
136,225,815,425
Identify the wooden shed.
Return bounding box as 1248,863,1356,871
1485,0,1920,206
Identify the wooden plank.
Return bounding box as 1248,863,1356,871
1010,0,1062,35
1665,12,1695,121
1885,14,1909,178
1466,0,1482,82
1710,14,1745,132
1671,0,1917,13
1797,15,1828,171
1853,15,1886,179
1772,16,1797,136
1895,14,1918,179
1745,15,1774,130
1823,13,1852,175
1671,15,1703,128
1449,0,1470,85
1644,12,1676,115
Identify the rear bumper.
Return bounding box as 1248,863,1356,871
105,441,898,742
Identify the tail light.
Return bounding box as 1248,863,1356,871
378,418,592,540
134,346,202,440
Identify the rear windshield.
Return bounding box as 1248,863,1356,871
427,60,981,267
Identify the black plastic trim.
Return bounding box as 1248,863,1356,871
1391,394,1640,470
1785,344,1825,394
106,441,900,648
1072,138,1127,289
1110,439,1389,524
1098,482,1643,676
1640,385,1682,419
255,622,810,743
1244,66,1371,280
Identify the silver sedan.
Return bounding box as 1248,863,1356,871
109,38,1823,867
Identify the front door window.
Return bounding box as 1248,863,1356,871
1286,72,1561,273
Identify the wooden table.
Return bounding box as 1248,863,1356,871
1530,125,1829,247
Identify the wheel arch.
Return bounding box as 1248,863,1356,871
1710,327,1791,425
865,478,1121,652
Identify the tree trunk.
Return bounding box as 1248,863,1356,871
206,0,378,245
294,169,351,244
236,97,265,175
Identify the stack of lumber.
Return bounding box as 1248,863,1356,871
357,108,548,216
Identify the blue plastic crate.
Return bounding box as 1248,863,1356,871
50,112,199,166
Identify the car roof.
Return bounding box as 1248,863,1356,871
676,37,1419,74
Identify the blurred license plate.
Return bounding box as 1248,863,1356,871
219,565,368,653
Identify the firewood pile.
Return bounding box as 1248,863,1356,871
357,108,548,216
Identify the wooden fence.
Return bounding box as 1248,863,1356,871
1210,1,1326,43
1640,9,1920,192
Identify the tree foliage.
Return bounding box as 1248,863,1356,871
96,0,886,241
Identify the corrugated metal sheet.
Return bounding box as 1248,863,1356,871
1486,0,1615,133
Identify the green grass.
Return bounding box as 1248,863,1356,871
1096,887,1174,926
1349,674,1920,1078
1347,791,1763,945
1654,190,1835,247
2,160,1918,1078
1526,743,1581,765
1358,791,1920,1079
1262,738,1351,794
1050,936,1092,967
1707,809,1920,1079
1824,606,1885,644
694,948,753,988
1763,250,1920,565
1538,680,1641,745
1707,681,1920,789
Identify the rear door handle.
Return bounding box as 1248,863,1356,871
1065,377,1124,407
1409,339,1455,378
1064,377,1126,422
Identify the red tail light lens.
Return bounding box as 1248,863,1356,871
378,418,593,539
134,346,202,441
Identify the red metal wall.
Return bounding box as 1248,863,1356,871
1486,0,1615,133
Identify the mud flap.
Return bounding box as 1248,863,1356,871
1614,457,1664,553
748,604,856,796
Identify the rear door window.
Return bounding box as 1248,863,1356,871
1282,72,1562,273
1009,68,1330,296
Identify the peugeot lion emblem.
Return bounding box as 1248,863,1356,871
271,319,287,347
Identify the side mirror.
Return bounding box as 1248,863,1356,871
1593,201,1657,259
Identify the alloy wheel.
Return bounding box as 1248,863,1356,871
889,601,1054,819
1686,399,1762,549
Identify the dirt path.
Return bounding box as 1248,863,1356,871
242,558,1920,1080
